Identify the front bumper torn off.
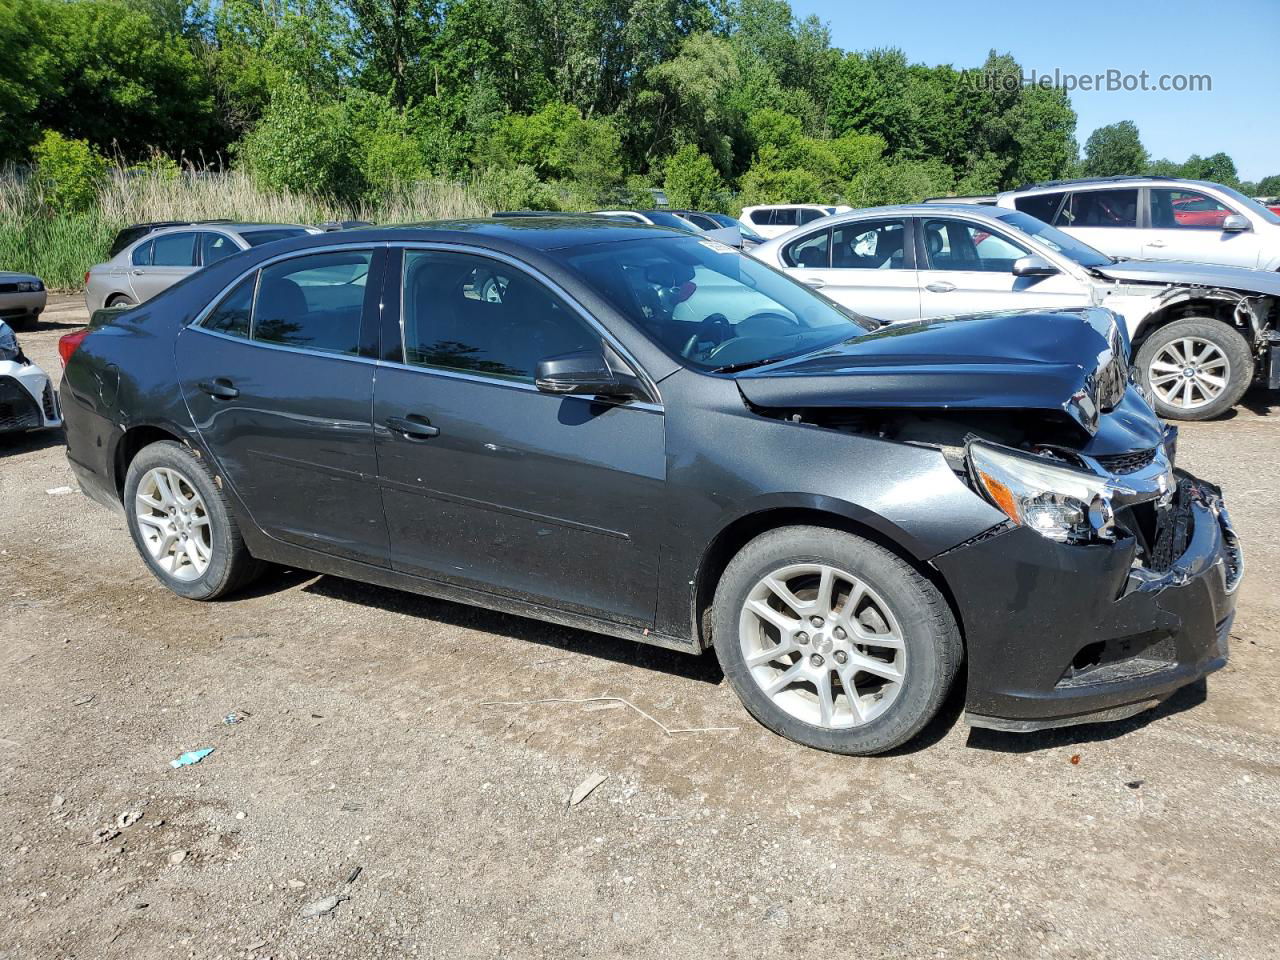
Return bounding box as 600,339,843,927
934,472,1240,733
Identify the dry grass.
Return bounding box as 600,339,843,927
0,167,488,290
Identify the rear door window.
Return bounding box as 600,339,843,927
1057,189,1139,229
1013,192,1067,223
152,232,198,267
772,208,798,227
783,230,831,268
131,239,154,266
832,220,909,268
251,251,371,356
798,208,825,224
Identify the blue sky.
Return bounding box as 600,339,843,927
794,0,1280,182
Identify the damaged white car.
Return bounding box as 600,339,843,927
753,204,1279,420
0,320,61,435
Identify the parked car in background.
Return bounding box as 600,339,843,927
740,204,853,239
85,222,320,313
593,209,743,247
996,176,1280,270
0,271,47,330
0,320,60,435
59,219,1240,754
107,220,233,259
668,210,767,248
753,204,1280,420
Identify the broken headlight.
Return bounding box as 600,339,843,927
967,441,1131,545
0,322,19,362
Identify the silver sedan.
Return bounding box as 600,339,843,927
85,222,319,313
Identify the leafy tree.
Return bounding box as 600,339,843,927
1081,121,1149,177
1255,174,1280,195
848,158,954,207
31,131,108,213
1007,86,1077,186
235,83,364,199
635,32,741,172
473,164,559,211
480,102,624,201
664,145,725,209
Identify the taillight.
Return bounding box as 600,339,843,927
84,271,90,286
58,328,89,368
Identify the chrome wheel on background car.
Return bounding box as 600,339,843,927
134,466,212,581
1147,336,1230,412
739,562,906,728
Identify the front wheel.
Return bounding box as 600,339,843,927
711,526,962,755
1135,318,1253,421
123,440,261,600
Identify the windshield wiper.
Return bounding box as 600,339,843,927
714,356,789,374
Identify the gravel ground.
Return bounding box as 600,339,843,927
2,296,1278,959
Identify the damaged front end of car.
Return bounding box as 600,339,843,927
0,320,62,435
735,306,1242,731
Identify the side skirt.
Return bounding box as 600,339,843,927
242,529,700,656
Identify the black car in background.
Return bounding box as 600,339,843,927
59,219,1241,754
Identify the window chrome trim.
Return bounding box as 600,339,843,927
394,241,663,406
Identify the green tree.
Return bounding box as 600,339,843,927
848,158,954,207
31,131,108,213
1081,121,1149,177
664,145,725,209
634,32,741,172
1007,86,1077,186
235,83,364,200
1255,174,1280,195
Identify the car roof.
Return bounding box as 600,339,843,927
742,203,833,210
218,218,687,255
1004,175,1225,195
752,204,1022,246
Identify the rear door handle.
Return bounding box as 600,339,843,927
198,378,239,400
386,414,440,440
1147,240,1166,248
925,281,956,293
801,276,826,288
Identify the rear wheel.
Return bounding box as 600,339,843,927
124,441,261,599
1135,318,1253,420
711,526,961,755
105,294,136,309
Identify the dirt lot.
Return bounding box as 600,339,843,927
2,295,1278,959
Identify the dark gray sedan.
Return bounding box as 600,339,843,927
59,219,1241,754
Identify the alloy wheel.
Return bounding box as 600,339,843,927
738,562,906,729
133,466,212,582
1148,337,1230,411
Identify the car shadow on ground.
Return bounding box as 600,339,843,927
0,430,65,457
964,678,1207,754
21,317,85,332
287,570,727,686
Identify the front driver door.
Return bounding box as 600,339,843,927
129,230,200,303
916,217,1089,318
372,247,665,626
1140,187,1262,267
176,247,390,565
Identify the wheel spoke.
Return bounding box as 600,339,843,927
763,575,809,615
816,671,835,726
746,641,796,667
836,663,866,722
816,567,836,617
746,598,797,634
846,649,903,682
762,660,805,696
1149,360,1181,373
135,512,168,531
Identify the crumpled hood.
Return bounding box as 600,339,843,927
1096,258,1280,296
735,307,1126,434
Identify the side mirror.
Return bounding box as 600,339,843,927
1011,254,1059,277
1222,214,1251,233
535,349,644,400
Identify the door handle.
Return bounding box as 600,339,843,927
801,276,826,288
925,281,956,293
130,269,143,276
1147,240,1166,248
386,414,440,440
198,378,239,400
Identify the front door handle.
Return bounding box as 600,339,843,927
925,281,956,293
198,378,239,400
802,276,826,288
386,414,440,440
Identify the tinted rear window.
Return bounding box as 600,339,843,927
241,228,310,247
1013,192,1066,223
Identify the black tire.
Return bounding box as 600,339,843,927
123,440,261,600
106,294,135,309
1135,318,1253,421
711,526,961,755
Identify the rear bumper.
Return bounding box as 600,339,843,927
934,472,1239,732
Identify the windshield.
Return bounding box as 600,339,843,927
241,228,310,247
641,211,700,232
562,235,873,371
1213,184,1280,225
993,210,1113,268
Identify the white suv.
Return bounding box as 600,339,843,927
740,204,852,239
996,177,1280,270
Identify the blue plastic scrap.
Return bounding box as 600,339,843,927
170,748,214,769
